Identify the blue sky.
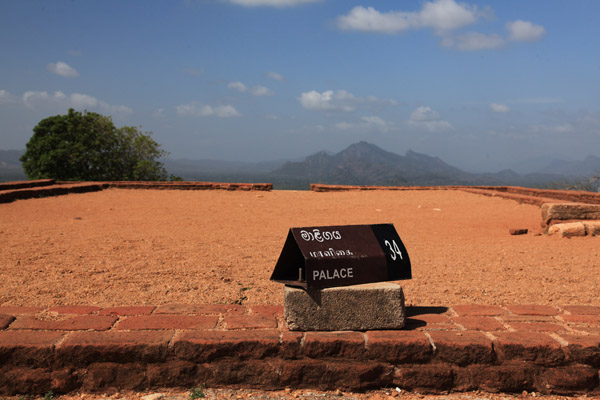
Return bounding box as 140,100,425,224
1,0,599,172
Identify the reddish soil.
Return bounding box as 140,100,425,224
0,188,599,307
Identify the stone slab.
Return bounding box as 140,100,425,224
548,222,587,237
283,282,405,331
584,221,600,236
541,203,600,226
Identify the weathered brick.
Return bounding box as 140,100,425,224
0,366,78,396
144,360,199,388
542,203,600,226
48,305,101,315
506,305,561,316
154,304,246,315
0,314,15,329
173,329,280,362
9,315,117,331
224,314,277,330
548,222,586,237
453,316,506,331
558,334,600,367
562,305,600,315
428,331,495,366
536,364,599,394
405,311,451,324
250,305,283,317
115,315,217,330
99,306,156,316
576,327,600,335
393,364,454,392
365,331,432,363
0,331,65,367
493,332,565,365
560,315,600,325
418,323,461,331
280,331,303,359
277,359,393,391
303,331,365,359
193,359,284,389
500,315,557,322
0,306,44,315
405,313,454,330
57,330,173,365
452,305,507,316
507,322,567,332
81,362,147,392
454,363,537,393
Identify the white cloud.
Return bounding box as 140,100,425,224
490,103,510,113
175,102,242,118
101,102,133,114
408,106,453,132
250,85,274,96
337,6,416,34
338,2,546,53
228,81,248,93
22,90,67,107
47,61,79,78
0,89,16,103
337,0,479,34
506,20,546,42
228,81,274,96
299,90,395,113
361,115,389,132
17,89,131,114
227,0,320,7
335,121,355,130
530,123,575,135
441,32,505,51
299,90,358,112
267,71,285,81
70,93,98,109
419,0,479,33
410,106,440,122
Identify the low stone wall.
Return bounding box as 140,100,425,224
310,184,458,192
311,184,600,208
0,179,55,191
0,182,107,203
106,181,273,191
0,180,274,203
1,304,599,396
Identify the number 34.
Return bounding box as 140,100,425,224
384,239,403,261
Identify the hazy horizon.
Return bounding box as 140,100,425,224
1,0,599,174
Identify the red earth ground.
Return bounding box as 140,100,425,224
1,188,598,307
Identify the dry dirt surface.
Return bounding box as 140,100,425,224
2,388,598,400
1,188,599,307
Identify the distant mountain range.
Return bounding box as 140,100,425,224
268,141,569,187
3,143,600,189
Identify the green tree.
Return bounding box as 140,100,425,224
20,109,173,181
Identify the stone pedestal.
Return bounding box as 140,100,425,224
284,282,406,331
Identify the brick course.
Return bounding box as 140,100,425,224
0,303,599,395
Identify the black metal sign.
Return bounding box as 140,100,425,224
270,223,411,289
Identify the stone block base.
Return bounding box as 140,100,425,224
542,203,600,226
284,282,406,331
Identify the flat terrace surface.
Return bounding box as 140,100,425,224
1,188,599,307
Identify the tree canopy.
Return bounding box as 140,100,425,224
20,109,172,181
